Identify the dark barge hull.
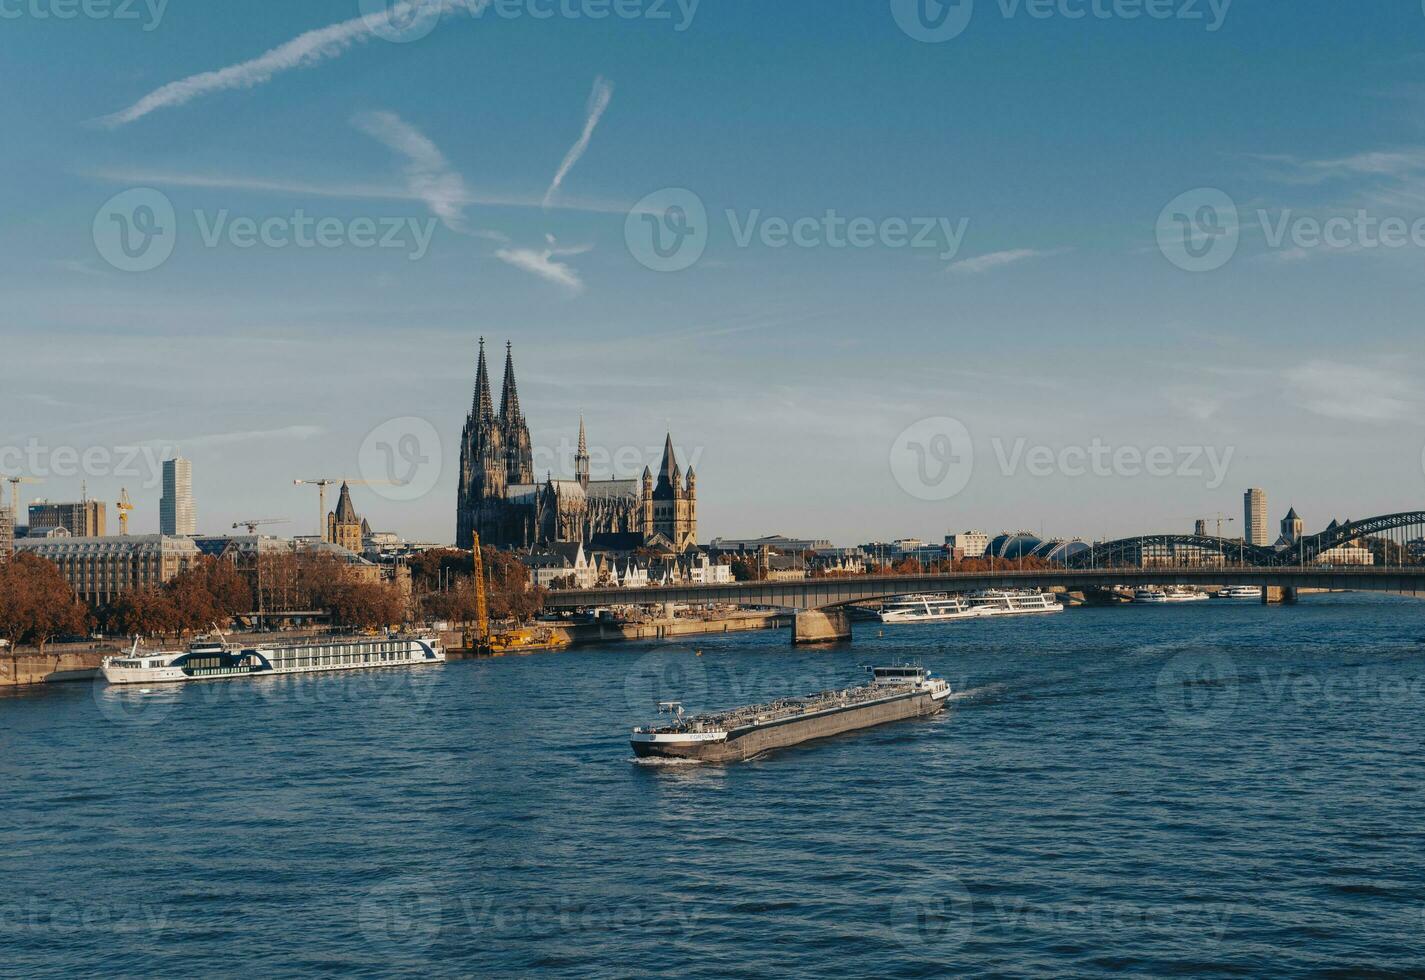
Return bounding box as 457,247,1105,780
631,689,947,763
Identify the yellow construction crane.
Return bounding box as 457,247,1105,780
116,488,134,535
292,479,392,540
468,531,491,654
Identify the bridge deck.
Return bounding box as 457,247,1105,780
542,566,1425,610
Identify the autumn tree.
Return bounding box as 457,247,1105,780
328,580,406,629
103,586,180,639
0,553,90,654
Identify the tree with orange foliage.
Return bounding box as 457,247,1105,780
0,552,90,654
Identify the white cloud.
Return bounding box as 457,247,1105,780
1283,362,1418,423
80,166,634,216
495,236,589,292
542,76,614,209
352,110,470,231
142,425,326,451
96,0,480,127
948,247,1062,276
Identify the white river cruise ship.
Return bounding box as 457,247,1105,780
101,633,445,685
879,589,1063,624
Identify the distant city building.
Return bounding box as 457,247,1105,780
160,457,196,536
29,498,105,538
1316,543,1374,566
1244,488,1269,547
709,535,833,555
0,504,12,561
945,530,989,558
16,534,200,605
1279,507,1304,545
457,341,697,552
326,482,366,553
1194,519,1208,537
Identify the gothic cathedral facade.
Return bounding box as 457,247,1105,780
456,340,697,552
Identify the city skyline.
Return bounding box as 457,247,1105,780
4,1,1425,543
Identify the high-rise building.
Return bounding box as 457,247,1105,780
1194,519,1208,537
1243,488,1268,547
161,457,196,536
29,499,106,537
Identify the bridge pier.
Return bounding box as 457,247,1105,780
792,609,852,645
1262,586,1298,605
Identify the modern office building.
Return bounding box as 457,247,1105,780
161,457,196,536
945,530,990,558
1243,488,1269,547
15,534,201,606
29,499,106,538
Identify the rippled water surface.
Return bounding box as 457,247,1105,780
5,594,1425,977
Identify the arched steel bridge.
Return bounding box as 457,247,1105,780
1066,510,1425,569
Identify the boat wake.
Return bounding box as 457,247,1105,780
629,755,708,767
947,683,1007,703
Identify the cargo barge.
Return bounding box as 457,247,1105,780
630,665,951,763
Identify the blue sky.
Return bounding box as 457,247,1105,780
3,0,1425,545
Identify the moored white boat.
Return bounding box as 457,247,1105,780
1214,586,1263,600
101,632,444,685
878,588,1062,623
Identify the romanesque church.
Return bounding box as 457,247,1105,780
456,340,697,553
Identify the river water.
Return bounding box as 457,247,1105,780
4,593,1425,977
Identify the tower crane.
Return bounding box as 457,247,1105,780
232,518,291,535
292,479,392,541
1187,513,1236,538
4,475,42,515
116,488,134,535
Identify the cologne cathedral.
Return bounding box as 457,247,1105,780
456,340,697,553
